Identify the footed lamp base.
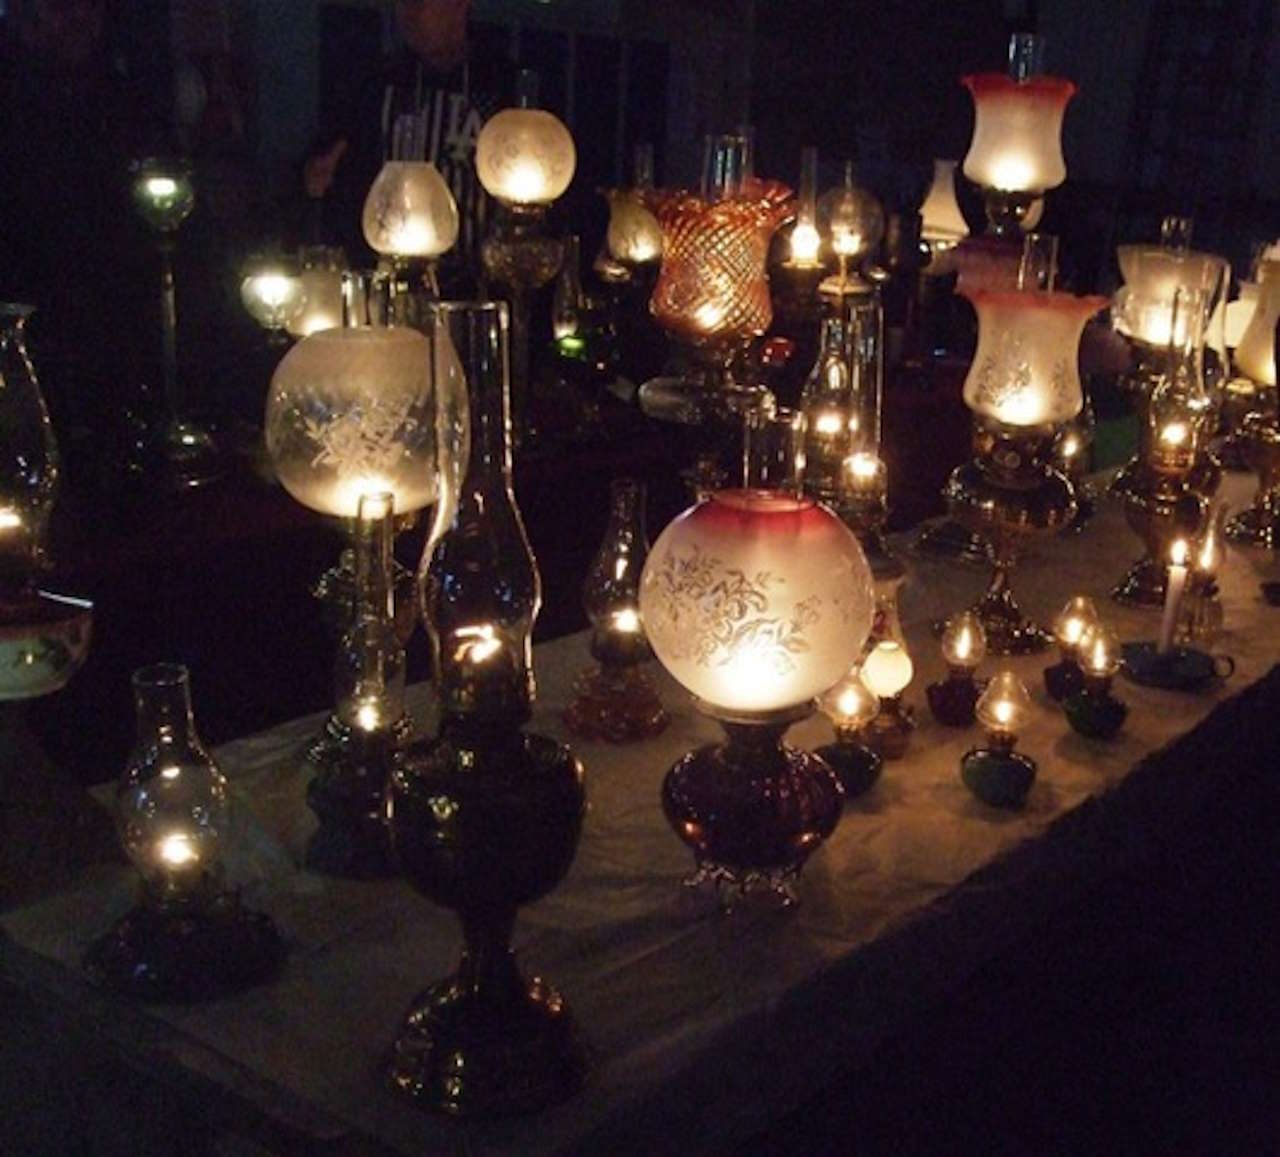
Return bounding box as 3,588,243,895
563,663,669,744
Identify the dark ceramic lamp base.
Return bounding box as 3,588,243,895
815,740,883,798
1063,689,1128,739
1043,658,1084,702
960,748,1036,809
926,675,983,727
83,890,283,1003
1121,641,1234,692
563,664,669,744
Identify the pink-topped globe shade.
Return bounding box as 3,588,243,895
638,489,875,901
961,288,1107,427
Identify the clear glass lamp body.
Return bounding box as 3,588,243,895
961,289,1107,426
961,74,1075,194
639,489,875,717
475,108,576,207
265,326,438,518
288,246,347,338
583,479,649,646
362,161,459,259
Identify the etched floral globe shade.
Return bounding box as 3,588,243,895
362,161,459,259
961,74,1074,195
961,289,1107,427
475,108,576,208
264,326,437,518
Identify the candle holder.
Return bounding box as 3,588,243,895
927,611,987,727
386,302,587,1117
960,669,1037,808
1043,595,1099,701
859,640,916,758
639,489,875,904
564,478,668,743
84,665,283,1002
1063,623,1127,739
129,157,220,488
815,668,883,797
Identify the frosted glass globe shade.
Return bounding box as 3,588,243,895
476,108,576,207
362,160,459,259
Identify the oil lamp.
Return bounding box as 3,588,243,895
786,145,823,269
961,669,1036,808
944,278,1105,652
927,611,987,727
287,245,346,338
387,302,587,1116
603,143,663,271
815,667,883,797
960,34,1074,237
1043,594,1099,701
240,252,306,342
639,488,875,902
84,664,282,1002
1063,621,1127,739
818,160,884,297
564,478,668,743
477,70,576,442
859,639,916,759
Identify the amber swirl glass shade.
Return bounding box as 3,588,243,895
961,289,1106,426
265,327,437,518
1114,245,1229,352
476,108,576,207
1236,259,1280,387
961,74,1074,194
362,161,459,259
639,489,874,716
643,180,794,350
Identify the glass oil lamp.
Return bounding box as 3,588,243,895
859,639,916,759
960,34,1074,237
817,160,884,298
815,667,883,797
639,488,875,903
240,252,306,343
564,478,668,743
477,70,576,443
386,302,587,1117
287,245,346,338
1063,622,1127,740
800,315,859,501
130,156,219,487
1043,594,1099,701
961,669,1037,808
786,145,823,269
305,492,405,877
83,664,282,1002
944,277,1105,652
927,611,987,727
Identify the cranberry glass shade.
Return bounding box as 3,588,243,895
961,74,1075,194
643,180,794,351
639,489,874,716
961,289,1106,426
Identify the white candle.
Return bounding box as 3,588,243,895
1157,539,1189,655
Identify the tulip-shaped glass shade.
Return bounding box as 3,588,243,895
115,664,229,895
1052,595,1099,654
476,108,576,208
288,246,346,338
941,611,987,669
818,161,884,263
961,288,1106,426
130,157,195,233
960,74,1075,194
639,490,874,716
1114,245,1229,353
818,668,879,732
240,255,306,332
1235,259,1279,387
920,159,970,247
605,190,663,264
1078,622,1121,680
860,639,914,700
363,161,459,259
265,326,437,518
975,668,1032,740
1225,282,1260,350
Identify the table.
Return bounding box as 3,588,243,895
3,472,1278,1156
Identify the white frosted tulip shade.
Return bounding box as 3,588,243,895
362,161,459,258
1114,245,1229,352
639,490,874,716
920,159,969,246
605,190,663,264
476,108,576,207
265,327,438,518
961,288,1106,426
1235,259,1279,386
961,74,1074,194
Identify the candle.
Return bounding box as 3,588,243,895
1157,539,1189,655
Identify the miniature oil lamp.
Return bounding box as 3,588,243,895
961,669,1037,808
859,639,916,759
815,667,883,797
1063,622,1127,739
1044,595,1099,701
927,611,987,727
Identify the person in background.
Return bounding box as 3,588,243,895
303,0,504,294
